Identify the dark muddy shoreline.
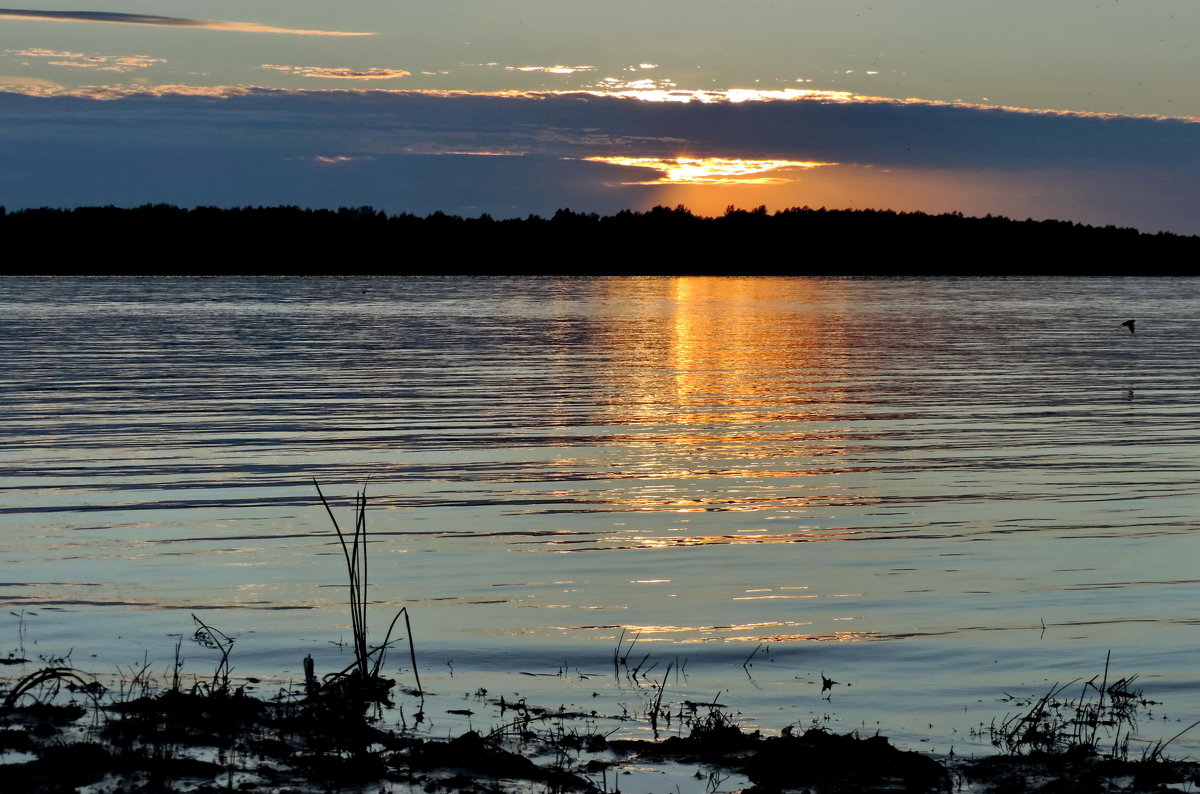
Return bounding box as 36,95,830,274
4,680,1199,794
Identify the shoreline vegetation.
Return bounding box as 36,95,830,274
3,204,1199,274
5,634,1200,794
4,490,1199,793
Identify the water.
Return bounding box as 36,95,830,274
2,275,1199,757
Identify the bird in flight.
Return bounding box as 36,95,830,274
1121,320,1135,334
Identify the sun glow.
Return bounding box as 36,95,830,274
584,156,834,185
586,87,858,104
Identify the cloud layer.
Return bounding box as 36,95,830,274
10,48,164,72
0,8,372,35
261,65,410,80
0,87,1197,233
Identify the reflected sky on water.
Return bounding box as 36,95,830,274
2,276,1199,751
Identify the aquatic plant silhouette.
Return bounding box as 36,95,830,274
189,614,234,696
2,665,101,708
312,481,423,708
987,652,1199,761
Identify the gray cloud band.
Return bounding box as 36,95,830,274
6,88,1186,172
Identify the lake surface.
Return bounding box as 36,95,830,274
2,275,1199,758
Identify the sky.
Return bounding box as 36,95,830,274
2,2,1199,234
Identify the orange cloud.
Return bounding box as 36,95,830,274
260,64,410,80
12,48,165,72
312,155,375,164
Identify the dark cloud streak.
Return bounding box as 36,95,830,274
0,9,202,26
0,8,371,35
43,87,1187,172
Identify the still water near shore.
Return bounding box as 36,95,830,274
2,275,1198,755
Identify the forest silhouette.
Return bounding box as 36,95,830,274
3,203,1196,274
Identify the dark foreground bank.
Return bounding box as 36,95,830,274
4,203,1199,274
4,664,1199,794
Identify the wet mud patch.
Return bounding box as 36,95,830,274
612,725,951,793
961,750,1200,793
0,689,606,794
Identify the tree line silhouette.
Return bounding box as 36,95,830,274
3,203,1196,274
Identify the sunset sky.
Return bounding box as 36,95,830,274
2,2,1199,233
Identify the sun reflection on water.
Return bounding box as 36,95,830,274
470,277,886,576
523,528,870,552
561,621,884,644
580,278,864,529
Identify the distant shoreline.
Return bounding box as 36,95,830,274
5,204,1198,275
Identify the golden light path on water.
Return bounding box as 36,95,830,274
511,277,879,650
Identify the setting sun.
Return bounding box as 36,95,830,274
583,156,835,185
